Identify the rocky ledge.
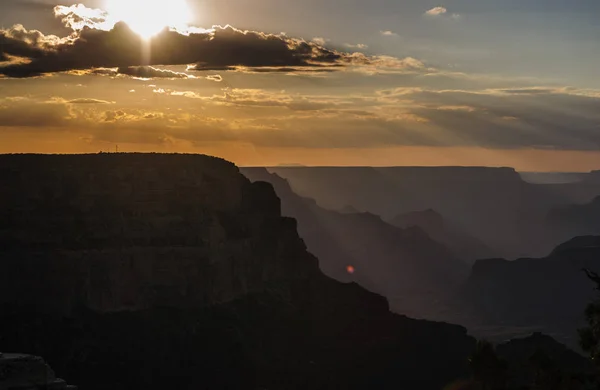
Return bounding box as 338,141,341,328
0,353,76,390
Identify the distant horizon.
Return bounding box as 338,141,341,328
1,152,597,174
258,164,599,174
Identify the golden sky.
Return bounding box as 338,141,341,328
1,1,600,171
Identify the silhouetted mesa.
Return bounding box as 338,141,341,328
460,236,600,343
0,154,476,390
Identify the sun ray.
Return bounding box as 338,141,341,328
104,0,192,39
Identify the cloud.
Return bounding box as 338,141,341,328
0,23,336,77
380,30,398,37
116,66,192,79
425,6,448,16
182,26,345,72
312,37,328,46
377,87,600,150
344,43,369,50
54,4,113,31
4,83,600,152
424,7,460,19
65,66,193,79
344,55,427,74
491,88,559,95
1,14,424,78
0,97,73,127
3,5,394,78
0,24,65,61
225,66,337,74
156,87,342,111
206,75,223,82
184,86,600,150
68,98,114,104
87,68,119,76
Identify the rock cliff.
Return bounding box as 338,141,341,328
0,154,475,390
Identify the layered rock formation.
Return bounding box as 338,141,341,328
388,209,493,263
267,166,553,257
266,166,600,258
0,154,476,390
268,166,523,220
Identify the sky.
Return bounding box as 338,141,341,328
1,0,599,170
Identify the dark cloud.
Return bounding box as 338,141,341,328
495,88,558,95
0,21,364,78
1,2,425,79
88,68,119,76
185,27,343,71
64,66,199,79
69,66,189,79
116,66,191,79
241,67,338,73
0,24,59,61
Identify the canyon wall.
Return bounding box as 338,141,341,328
0,154,475,390
0,154,315,313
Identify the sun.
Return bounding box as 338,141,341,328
104,0,192,39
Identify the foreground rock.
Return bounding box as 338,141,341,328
0,353,76,389
0,154,475,390
497,333,593,389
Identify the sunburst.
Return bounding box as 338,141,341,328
104,0,192,39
